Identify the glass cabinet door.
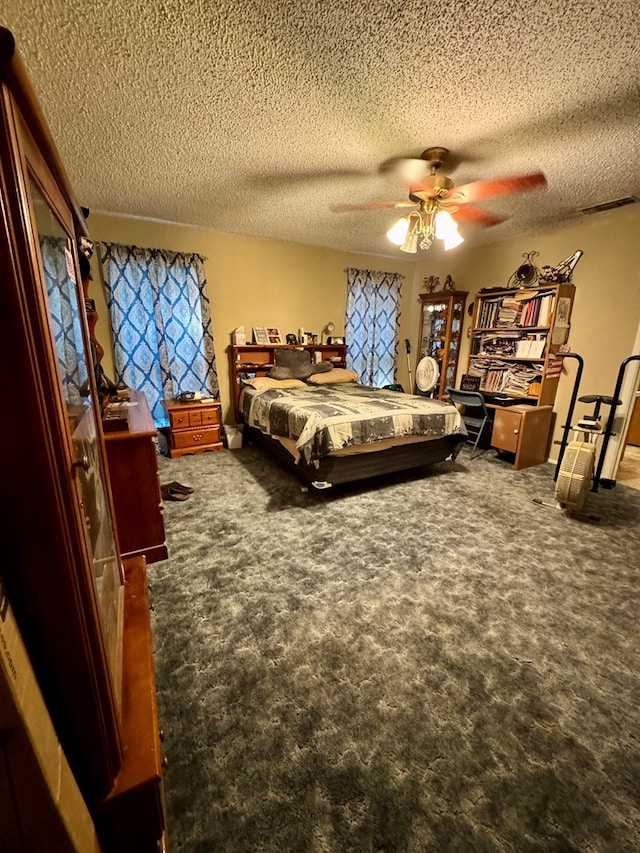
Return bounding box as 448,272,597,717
28,178,123,692
418,291,468,397
444,295,465,389
419,299,449,364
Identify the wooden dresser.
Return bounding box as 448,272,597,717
104,390,168,564
162,397,223,456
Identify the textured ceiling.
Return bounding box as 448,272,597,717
2,0,639,258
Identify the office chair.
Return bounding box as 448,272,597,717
445,386,492,459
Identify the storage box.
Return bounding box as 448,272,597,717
224,425,243,449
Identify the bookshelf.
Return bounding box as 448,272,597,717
466,283,575,408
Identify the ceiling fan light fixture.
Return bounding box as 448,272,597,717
443,229,464,251
434,209,458,240
386,216,410,246
400,212,422,253
400,230,419,254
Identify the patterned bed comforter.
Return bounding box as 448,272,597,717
242,383,467,464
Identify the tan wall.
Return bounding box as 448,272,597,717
87,204,640,446
87,213,417,422
413,204,640,456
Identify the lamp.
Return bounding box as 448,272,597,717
386,199,464,254
322,321,335,344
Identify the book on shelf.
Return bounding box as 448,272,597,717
478,290,556,329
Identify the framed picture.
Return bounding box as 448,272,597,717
252,327,269,345
266,327,283,344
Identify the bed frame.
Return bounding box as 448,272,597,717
246,426,465,489
229,343,465,489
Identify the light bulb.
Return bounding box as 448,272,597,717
386,217,409,246
400,232,419,253
444,229,464,250
435,209,458,240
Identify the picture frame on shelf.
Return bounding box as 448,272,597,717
252,327,269,345
266,327,283,344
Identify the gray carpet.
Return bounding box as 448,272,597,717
152,443,640,852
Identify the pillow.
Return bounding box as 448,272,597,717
242,377,306,390
268,348,314,380
269,364,313,380
306,368,359,385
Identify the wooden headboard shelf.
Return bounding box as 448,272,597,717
228,343,348,422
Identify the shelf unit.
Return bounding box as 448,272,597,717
417,291,468,398
229,343,348,421
466,283,575,408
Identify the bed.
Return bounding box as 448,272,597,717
239,371,467,489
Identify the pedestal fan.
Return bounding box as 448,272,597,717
415,356,440,396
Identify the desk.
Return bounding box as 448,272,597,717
489,403,553,470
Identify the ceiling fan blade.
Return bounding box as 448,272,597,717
331,200,417,212
250,168,367,190
453,171,547,204
379,149,466,181
379,157,431,183
450,204,506,228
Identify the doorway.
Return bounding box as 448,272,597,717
600,316,640,490
616,380,640,490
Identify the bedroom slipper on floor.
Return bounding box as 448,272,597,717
161,484,190,501
166,481,194,493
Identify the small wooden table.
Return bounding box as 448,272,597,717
162,398,223,457
489,403,553,470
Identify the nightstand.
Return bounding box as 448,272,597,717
162,398,223,457
491,404,553,470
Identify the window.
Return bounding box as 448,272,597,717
98,243,218,427
345,267,403,387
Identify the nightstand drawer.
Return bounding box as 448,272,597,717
169,410,189,430
202,407,220,426
188,410,203,427
172,426,221,450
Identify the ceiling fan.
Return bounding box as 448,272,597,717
331,146,547,253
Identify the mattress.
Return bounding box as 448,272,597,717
241,382,466,464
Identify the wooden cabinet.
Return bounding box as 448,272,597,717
163,397,223,456
229,343,348,420
467,283,575,407
491,404,553,469
0,27,165,850
0,32,123,802
417,291,468,398
104,390,168,564
96,556,166,852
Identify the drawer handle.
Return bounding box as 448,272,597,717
162,756,169,769
513,429,519,434
159,728,165,742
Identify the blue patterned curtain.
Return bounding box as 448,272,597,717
40,235,86,405
98,243,218,427
345,268,403,386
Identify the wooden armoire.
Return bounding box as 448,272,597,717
0,28,166,851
